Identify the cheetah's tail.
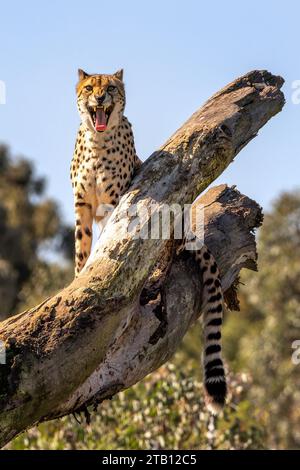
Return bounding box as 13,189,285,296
194,246,227,414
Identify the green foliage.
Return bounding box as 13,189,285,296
1,145,299,449
0,145,73,318
6,365,265,450
224,190,300,449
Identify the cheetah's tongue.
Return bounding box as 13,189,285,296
95,108,107,131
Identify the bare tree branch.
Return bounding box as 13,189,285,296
0,70,284,447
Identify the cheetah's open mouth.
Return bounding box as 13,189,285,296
88,106,112,132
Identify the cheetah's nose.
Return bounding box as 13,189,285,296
96,94,106,105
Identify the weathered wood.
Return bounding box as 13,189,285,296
0,70,284,446
48,184,263,419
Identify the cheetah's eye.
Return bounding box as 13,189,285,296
107,85,117,92
85,85,93,91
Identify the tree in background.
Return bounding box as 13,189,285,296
0,144,73,319
223,190,300,449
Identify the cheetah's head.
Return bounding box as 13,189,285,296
76,69,125,133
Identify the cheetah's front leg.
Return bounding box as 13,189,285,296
74,202,93,276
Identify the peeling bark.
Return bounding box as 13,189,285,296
0,70,284,447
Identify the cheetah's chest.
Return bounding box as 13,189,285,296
75,144,135,209
93,146,136,206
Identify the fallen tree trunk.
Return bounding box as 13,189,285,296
0,70,284,447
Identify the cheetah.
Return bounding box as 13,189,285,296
70,69,226,412
70,68,141,275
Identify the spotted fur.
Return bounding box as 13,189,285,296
70,69,141,275
178,242,227,413
196,246,227,413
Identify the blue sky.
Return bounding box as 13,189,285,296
0,0,299,224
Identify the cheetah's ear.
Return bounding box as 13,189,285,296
113,69,123,81
78,69,89,81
